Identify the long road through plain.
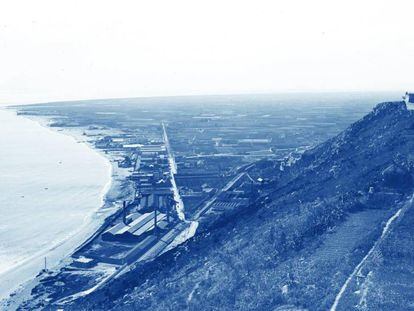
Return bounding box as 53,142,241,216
162,122,185,220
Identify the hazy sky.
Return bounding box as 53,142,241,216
0,0,413,104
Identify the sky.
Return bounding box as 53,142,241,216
0,0,413,105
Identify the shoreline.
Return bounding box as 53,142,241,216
0,109,132,308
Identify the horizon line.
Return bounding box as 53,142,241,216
2,89,405,107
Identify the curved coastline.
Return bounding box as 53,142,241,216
0,108,116,303
29,112,115,212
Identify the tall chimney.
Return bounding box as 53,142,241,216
166,195,171,223
154,208,158,231
122,201,127,225
167,199,170,223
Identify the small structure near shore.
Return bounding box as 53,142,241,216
403,92,414,110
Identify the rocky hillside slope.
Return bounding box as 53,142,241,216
37,102,414,310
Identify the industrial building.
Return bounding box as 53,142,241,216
102,211,168,242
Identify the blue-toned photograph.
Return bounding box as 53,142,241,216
0,1,413,310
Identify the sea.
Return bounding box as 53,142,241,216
0,108,111,300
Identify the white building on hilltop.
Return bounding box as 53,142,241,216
403,92,414,110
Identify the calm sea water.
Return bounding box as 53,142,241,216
0,109,111,299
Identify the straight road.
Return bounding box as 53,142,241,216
162,122,185,220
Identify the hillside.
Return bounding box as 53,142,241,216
30,101,414,310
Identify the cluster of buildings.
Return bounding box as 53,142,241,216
71,133,187,268
70,119,264,268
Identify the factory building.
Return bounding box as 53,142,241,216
102,211,168,242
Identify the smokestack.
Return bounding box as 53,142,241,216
166,195,171,223
122,201,127,225
167,200,170,223
154,208,158,231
